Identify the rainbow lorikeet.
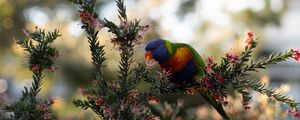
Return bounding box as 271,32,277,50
145,39,230,119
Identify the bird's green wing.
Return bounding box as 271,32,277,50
174,43,206,76
173,43,230,119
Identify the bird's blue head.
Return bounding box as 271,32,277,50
145,39,170,63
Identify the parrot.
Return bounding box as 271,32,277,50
145,39,230,120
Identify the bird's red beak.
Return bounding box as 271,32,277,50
145,51,153,60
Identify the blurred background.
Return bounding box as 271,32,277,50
0,0,300,119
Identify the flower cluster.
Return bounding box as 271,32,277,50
1,28,60,120
204,57,214,73
198,31,300,113
147,96,160,104
76,83,154,119
79,10,103,28
36,99,55,120
30,64,40,73
292,49,300,62
20,28,60,73
108,19,150,48
146,59,158,69
137,24,151,41
286,108,300,118
226,49,239,63
200,58,229,106
245,31,253,45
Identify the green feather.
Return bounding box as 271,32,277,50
165,40,206,76
163,40,230,119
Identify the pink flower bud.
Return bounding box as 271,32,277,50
293,113,300,118
30,64,40,73
95,97,104,106
147,96,160,104
245,31,253,45
226,49,239,63
292,49,300,62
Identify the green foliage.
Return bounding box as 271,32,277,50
18,28,60,71
198,34,299,114
71,0,300,119
71,0,154,119
1,28,60,120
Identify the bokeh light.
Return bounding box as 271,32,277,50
0,79,8,93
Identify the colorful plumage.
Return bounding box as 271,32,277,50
145,39,230,119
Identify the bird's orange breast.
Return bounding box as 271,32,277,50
159,47,192,73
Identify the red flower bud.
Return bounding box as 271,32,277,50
95,97,104,106
292,49,300,62
245,31,253,45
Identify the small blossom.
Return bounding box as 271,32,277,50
215,72,225,83
242,100,249,106
186,88,195,95
79,88,88,96
30,64,40,73
136,24,151,41
146,59,157,69
22,29,30,37
287,109,293,114
223,101,229,106
47,66,57,72
104,106,113,117
213,93,220,100
120,98,128,110
120,19,130,29
79,10,92,21
201,76,213,88
242,99,251,110
161,69,172,77
37,104,48,111
207,82,213,87
110,81,120,89
148,96,160,104
244,106,251,110
202,76,210,81
47,98,55,105
49,51,60,61
92,19,104,28
95,97,104,106
205,57,214,73
286,108,300,118
128,90,139,101
131,103,145,115
294,113,300,118
79,10,103,28
43,112,52,120
226,49,239,63
292,49,300,62
245,31,253,45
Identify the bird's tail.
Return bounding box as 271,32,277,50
199,91,230,120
